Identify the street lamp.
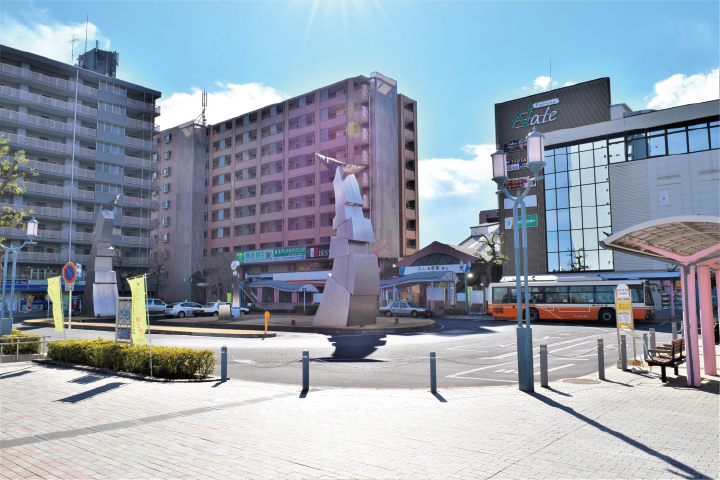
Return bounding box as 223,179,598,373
0,216,40,335
491,127,546,393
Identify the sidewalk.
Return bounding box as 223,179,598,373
1,361,717,479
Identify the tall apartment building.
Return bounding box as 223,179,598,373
0,45,160,307
152,121,207,303
153,73,418,303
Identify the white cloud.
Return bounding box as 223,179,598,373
564,81,576,87
419,144,496,200
646,69,719,110
533,76,557,91
157,83,287,130
0,11,110,64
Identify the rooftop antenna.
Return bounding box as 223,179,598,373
68,34,79,64
549,58,552,91
84,15,88,53
194,90,207,125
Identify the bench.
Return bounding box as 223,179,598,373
647,338,685,382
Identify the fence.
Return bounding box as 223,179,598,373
0,337,51,363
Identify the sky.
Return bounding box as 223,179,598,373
2,1,718,249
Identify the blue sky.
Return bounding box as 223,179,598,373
2,1,718,248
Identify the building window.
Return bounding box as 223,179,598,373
98,102,125,116
161,234,169,242
162,167,170,176
162,183,170,192
161,217,169,226
163,133,172,143
98,122,125,135
407,239,417,249
320,212,335,227
97,142,124,155
162,201,170,209
163,151,171,159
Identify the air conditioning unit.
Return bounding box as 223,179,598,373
362,84,368,97
361,106,369,119
362,150,369,163
361,128,369,141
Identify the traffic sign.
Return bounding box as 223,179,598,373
62,263,77,284
64,283,75,291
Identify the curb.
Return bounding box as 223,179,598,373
32,360,221,383
22,321,276,338
155,320,441,335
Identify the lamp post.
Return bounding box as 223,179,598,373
491,127,546,393
0,217,39,335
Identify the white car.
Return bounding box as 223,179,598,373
193,302,250,317
146,299,168,314
165,302,203,318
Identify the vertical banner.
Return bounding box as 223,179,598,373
47,277,63,332
127,277,148,345
615,284,633,329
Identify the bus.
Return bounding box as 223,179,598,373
488,277,655,323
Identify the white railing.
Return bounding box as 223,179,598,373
0,132,96,157
126,117,160,132
122,257,151,266
16,252,90,263
125,136,154,150
122,216,153,226
72,232,94,242
121,235,155,246
123,176,153,187
9,205,95,221
22,159,96,179
23,183,94,200
0,108,96,137
126,97,160,114
122,196,156,209
0,62,98,96
0,86,97,116
124,156,155,169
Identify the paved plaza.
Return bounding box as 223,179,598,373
1,358,718,479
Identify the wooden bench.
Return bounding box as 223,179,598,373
647,338,685,382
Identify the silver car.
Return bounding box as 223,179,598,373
378,301,433,318
165,302,203,318
146,299,168,314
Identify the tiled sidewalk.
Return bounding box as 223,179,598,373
0,362,717,479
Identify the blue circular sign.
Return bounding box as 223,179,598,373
63,263,77,283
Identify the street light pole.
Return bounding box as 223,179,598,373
491,127,546,393
0,217,39,335
459,260,469,314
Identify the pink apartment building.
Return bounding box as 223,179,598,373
155,73,418,305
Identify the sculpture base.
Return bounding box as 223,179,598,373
313,277,377,327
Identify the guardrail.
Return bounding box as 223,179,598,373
0,336,51,363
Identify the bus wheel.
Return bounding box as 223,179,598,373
523,308,540,322
599,308,615,324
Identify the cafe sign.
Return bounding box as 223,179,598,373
509,98,559,130
503,138,527,152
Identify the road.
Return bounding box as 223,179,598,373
20,318,676,388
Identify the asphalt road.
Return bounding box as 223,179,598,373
19,317,677,388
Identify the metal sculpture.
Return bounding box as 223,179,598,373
313,155,379,327
82,194,120,317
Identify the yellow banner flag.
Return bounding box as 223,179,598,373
127,276,148,345
47,277,63,332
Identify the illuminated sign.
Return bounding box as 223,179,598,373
509,99,559,129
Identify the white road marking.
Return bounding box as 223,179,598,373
446,363,505,377
534,364,574,375
450,377,517,382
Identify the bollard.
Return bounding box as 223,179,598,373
540,345,548,388
430,352,437,394
650,328,656,350
620,335,628,371
302,351,309,393
149,338,153,378
221,346,227,382
642,333,649,362
671,322,677,340
597,339,605,380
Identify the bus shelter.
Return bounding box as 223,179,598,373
601,215,720,387
380,271,459,312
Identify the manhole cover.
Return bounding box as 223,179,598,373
563,379,601,384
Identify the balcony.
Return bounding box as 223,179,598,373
0,132,95,157
8,205,94,221
21,159,96,180
126,117,160,132
124,176,155,188
125,136,154,150
405,129,415,141
0,108,96,137
320,135,347,151
320,113,347,129
124,156,156,169
126,97,160,114
320,92,347,109
354,152,370,165
122,257,151,266
353,87,369,102
405,149,416,160
23,182,95,200
0,227,68,240
122,235,156,246
121,216,156,227
0,62,98,97
16,252,90,263
122,196,157,209
353,110,370,124
0,85,97,116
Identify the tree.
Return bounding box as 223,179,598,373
475,231,506,288
113,247,133,296
147,248,170,296
202,252,233,303
0,139,35,240
567,248,589,272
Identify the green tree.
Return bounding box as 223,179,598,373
0,139,35,240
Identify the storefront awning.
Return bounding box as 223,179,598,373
380,271,459,289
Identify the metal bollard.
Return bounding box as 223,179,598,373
671,322,677,340
302,351,309,392
430,352,437,394
642,333,649,362
597,339,605,380
649,328,656,350
221,346,227,382
540,345,548,388
620,335,628,371
16,341,19,362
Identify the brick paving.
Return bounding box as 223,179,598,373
0,361,717,479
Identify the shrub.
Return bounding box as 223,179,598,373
46,338,216,379
1,329,42,354
443,308,468,316
292,304,319,315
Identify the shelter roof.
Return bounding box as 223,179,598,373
397,241,480,267
379,271,459,288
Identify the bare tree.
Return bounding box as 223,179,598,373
147,248,170,296
567,248,589,272
113,247,133,296
202,252,233,303
475,231,506,287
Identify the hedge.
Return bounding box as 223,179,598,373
1,329,42,354
443,308,468,316
292,304,319,315
47,338,216,379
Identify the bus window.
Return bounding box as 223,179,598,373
594,286,614,304
545,286,569,303
492,287,516,304
529,286,545,304
630,285,644,303
644,285,655,306
569,286,594,303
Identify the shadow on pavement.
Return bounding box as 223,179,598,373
432,392,447,403
325,334,388,360
530,392,707,479
57,382,126,403
69,375,105,384
0,369,34,380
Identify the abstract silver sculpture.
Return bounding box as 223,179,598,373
82,194,120,317
313,154,379,327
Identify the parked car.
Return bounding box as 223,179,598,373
193,302,250,317
165,302,203,318
379,301,433,318
146,298,168,314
